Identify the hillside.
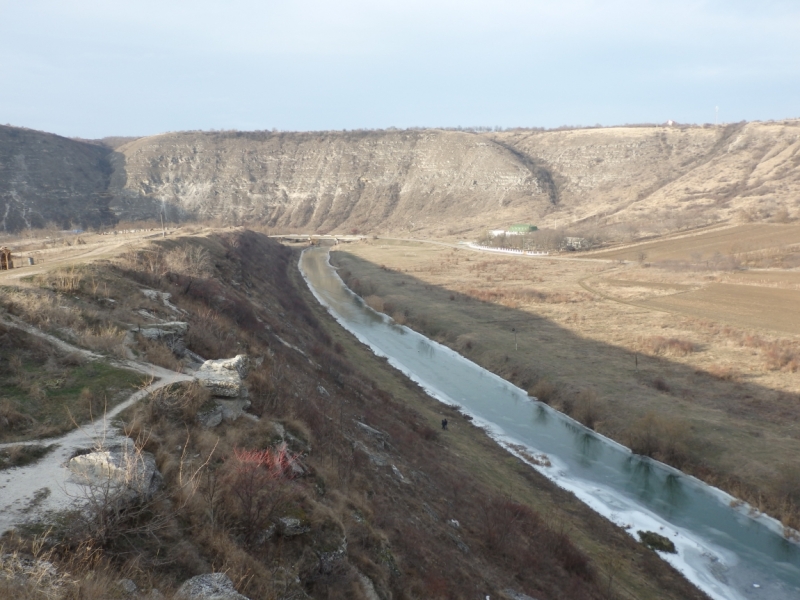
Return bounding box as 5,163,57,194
0,231,707,600
1,121,799,236
0,127,116,232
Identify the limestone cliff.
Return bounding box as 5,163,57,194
109,129,549,235
1,120,799,235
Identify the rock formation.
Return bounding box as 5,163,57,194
2,120,799,235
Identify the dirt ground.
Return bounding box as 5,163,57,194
588,223,800,264
331,236,800,526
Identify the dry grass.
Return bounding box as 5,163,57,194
641,336,696,356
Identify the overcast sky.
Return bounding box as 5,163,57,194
1,1,799,138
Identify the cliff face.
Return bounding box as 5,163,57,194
492,121,800,228
0,126,116,232
109,129,549,234
1,121,799,235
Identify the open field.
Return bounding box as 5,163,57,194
588,223,800,265
643,283,800,334
331,238,800,527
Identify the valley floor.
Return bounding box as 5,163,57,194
330,232,800,530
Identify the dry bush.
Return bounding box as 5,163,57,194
455,334,475,352
627,412,690,466
185,308,238,359
78,324,126,356
529,378,558,404
244,368,277,417
706,364,739,381
49,266,84,293
571,389,605,430
138,337,182,371
220,444,299,544
163,245,214,278
0,399,34,433
762,342,800,372
148,382,211,424
0,542,71,600
641,336,696,356
652,377,670,392
363,295,384,313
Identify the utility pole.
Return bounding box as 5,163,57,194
160,211,166,237
512,327,517,351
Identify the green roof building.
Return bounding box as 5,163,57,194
508,224,538,233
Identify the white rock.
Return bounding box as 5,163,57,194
174,573,249,600
194,355,248,398
117,578,138,595
275,517,310,537
137,321,189,340
67,438,162,501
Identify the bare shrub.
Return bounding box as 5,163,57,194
79,324,126,356
138,337,182,371
185,309,237,359
571,389,604,430
245,368,282,418
642,336,696,356
50,266,84,293
164,245,214,278
529,379,558,404
63,435,215,557
652,377,670,392
706,364,739,381
222,444,298,544
0,399,34,433
627,412,690,466
762,342,800,372
479,497,529,553
456,334,475,352
363,295,384,313
149,382,211,424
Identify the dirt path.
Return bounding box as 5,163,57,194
0,305,193,538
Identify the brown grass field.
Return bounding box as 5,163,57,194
331,228,800,528
588,223,800,265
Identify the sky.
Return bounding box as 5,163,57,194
1,0,799,138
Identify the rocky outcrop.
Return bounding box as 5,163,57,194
194,354,248,398
173,573,249,600
67,439,162,501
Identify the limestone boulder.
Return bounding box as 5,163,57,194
173,573,249,600
194,355,248,398
67,438,162,501
137,321,189,340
